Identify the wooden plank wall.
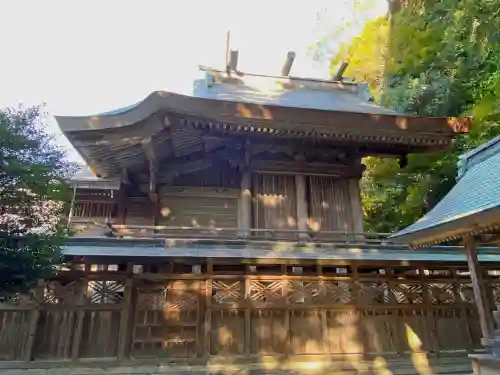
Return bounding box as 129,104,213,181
3,262,498,363
158,187,239,232
252,173,298,238
71,172,363,239
308,176,354,236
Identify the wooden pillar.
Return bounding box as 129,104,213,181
465,236,493,339
71,279,88,361
116,185,127,225
295,174,309,240
204,262,213,358
118,263,134,360
24,279,45,362
244,277,252,354
348,178,364,234
239,169,252,238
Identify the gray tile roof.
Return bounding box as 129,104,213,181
191,74,400,116
63,238,500,262
391,136,500,245
91,70,399,118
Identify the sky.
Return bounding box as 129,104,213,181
0,0,388,162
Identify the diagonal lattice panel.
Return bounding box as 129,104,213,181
165,290,198,311
391,283,424,304
212,280,244,303
137,291,166,310
88,281,125,304
428,283,456,304
358,282,390,305
43,280,87,305
249,280,284,302
323,281,353,303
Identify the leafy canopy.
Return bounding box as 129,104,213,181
324,0,500,233
0,106,76,297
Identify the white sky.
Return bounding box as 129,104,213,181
0,0,387,162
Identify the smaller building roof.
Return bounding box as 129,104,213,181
70,168,121,190
390,135,500,247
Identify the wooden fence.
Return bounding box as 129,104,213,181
0,261,498,364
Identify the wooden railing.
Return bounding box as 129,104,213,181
1,261,498,364
104,222,392,244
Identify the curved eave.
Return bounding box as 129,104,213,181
391,147,500,248
56,90,470,136
390,206,500,248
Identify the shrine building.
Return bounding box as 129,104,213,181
0,57,496,375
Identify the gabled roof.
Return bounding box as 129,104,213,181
390,136,500,247
56,68,469,178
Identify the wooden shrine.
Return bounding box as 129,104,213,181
0,63,485,374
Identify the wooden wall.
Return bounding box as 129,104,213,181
158,187,239,231
71,171,365,238
1,262,498,363
308,176,354,235
252,174,298,238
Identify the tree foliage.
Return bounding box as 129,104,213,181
327,0,500,232
0,106,76,297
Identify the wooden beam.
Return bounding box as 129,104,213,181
116,185,127,225
121,168,131,185
250,159,364,178
24,279,44,362
295,174,309,240
348,178,364,234
118,263,134,360
238,169,252,238
465,236,493,340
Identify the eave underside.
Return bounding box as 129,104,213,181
57,91,468,178
64,110,461,179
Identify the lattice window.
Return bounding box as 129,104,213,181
428,283,456,304
87,280,124,304
391,283,424,304
212,280,244,304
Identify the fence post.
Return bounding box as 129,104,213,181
118,263,134,360
24,279,44,361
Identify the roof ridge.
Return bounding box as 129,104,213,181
457,135,500,179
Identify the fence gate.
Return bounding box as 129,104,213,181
132,279,203,358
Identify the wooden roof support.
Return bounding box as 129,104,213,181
464,236,494,341
121,168,131,185
281,51,296,76
333,62,349,81
142,137,158,202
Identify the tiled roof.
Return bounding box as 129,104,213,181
390,136,500,246
90,70,398,118
63,237,500,262
191,73,399,116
